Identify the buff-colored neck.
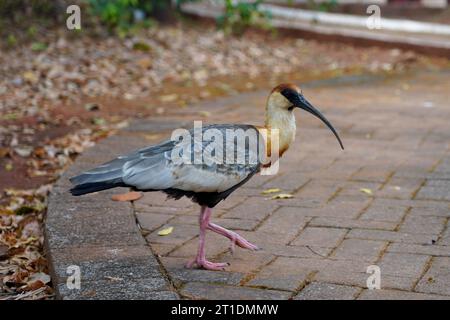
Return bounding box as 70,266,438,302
262,93,297,156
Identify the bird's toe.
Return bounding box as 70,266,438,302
185,257,230,271
202,261,229,271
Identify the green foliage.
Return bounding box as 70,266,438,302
88,0,178,33
31,42,48,52
0,0,68,17
89,0,147,31
7,34,17,47
217,0,271,36
307,0,338,12
27,26,38,37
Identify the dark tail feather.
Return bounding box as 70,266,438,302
70,179,126,196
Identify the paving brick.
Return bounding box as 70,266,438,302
314,269,417,291
167,232,229,258
358,289,448,300
263,243,333,258
339,181,382,199
46,227,146,249
377,178,424,200
49,245,160,283
426,179,450,188
378,252,429,278
310,217,397,231
351,165,393,183
137,192,195,209
247,257,315,291
146,224,199,245
359,200,408,222
375,198,448,211
256,209,310,244
314,270,367,287
291,227,347,249
211,217,261,231
223,196,279,220
58,279,178,300
381,275,418,291
416,186,450,201
347,229,436,245
292,155,336,174
415,257,450,296
331,239,387,262
399,215,446,235
408,206,450,218
160,257,244,287
294,179,343,203
136,212,175,232
223,250,275,274
243,173,278,188
135,204,197,215
181,282,291,300
433,158,450,173
234,187,269,198
394,156,439,179
168,214,259,231
438,224,450,246
276,199,368,221
294,282,360,300
276,197,323,208
388,243,450,256
261,172,309,192
151,243,177,257
312,159,361,180
215,195,248,210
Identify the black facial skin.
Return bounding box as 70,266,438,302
281,88,344,150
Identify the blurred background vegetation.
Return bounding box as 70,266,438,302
0,0,274,40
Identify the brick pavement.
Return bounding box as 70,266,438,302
134,71,450,299
47,70,450,299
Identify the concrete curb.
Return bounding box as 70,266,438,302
181,2,450,57
45,123,187,300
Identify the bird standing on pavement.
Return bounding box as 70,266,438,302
70,84,344,271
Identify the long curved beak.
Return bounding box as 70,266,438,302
294,94,344,150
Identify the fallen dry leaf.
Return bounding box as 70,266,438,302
159,94,178,103
0,244,9,261
271,193,293,200
111,191,142,202
0,147,10,158
198,111,211,117
27,272,51,285
22,280,46,292
158,226,173,236
261,188,281,194
360,188,374,196
5,162,13,171
104,276,123,282
143,133,163,141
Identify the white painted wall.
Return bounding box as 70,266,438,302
421,0,448,8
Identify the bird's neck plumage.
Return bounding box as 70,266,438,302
263,97,296,157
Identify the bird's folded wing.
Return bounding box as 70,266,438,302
123,124,262,193
71,124,263,194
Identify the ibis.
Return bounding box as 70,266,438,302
70,84,344,270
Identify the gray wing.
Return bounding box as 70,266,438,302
70,124,263,193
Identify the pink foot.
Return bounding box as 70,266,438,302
185,258,230,271
208,223,259,253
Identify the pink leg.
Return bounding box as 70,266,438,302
186,206,230,271
207,223,259,253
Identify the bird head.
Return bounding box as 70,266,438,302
268,83,344,150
